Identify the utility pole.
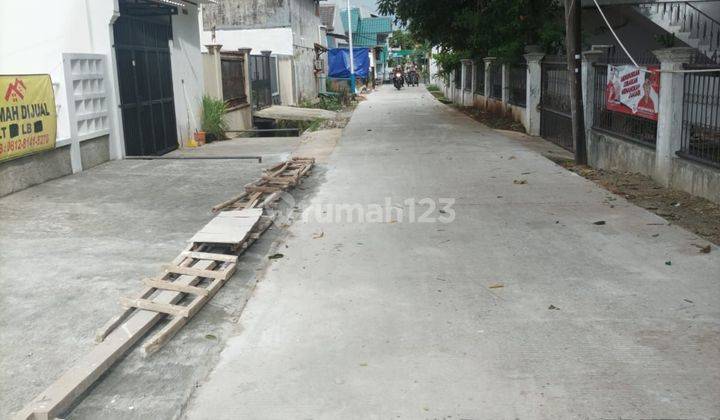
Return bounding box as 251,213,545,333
347,0,356,94
564,0,587,164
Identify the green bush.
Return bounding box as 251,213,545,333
201,95,229,140
426,84,440,92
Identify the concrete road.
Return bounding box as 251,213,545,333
184,85,720,419
0,144,305,419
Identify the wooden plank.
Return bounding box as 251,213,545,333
162,264,230,280
245,185,281,193
143,271,230,355
95,244,197,343
142,278,209,296
119,297,189,318
17,258,218,420
191,209,262,244
179,251,238,263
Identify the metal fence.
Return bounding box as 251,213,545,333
454,65,462,89
508,63,527,107
463,62,472,91
540,57,573,151
489,63,502,99
475,61,485,94
592,65,658,147
679,63,720,166
591,49,660,147
249,54,272,110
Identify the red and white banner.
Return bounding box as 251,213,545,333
605,65,660,121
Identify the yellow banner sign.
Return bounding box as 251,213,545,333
0,74,57,162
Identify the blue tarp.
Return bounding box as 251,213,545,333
328,47,370,79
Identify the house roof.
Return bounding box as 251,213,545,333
319,4,335,31
358,17,392,34
339,8,361,33
339,9,392,47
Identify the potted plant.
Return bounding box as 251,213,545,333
201,95,229,143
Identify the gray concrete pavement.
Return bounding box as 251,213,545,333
0,141,311,418
184,85,720,419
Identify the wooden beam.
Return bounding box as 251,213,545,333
17,258,217,420
179,251,238,263
162,264,231,280
119,297,189,318
142,278,209,296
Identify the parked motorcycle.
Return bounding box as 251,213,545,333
392,70,404,90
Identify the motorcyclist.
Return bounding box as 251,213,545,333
392,65,405,90
406,62,419,86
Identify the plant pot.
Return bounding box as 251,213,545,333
194,131,206,146
206,133,218,143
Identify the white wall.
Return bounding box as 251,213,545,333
199,26,294,56
170,5,204,146
0,0,121,158
0,0,203,160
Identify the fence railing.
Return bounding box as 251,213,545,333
508,63,527,107
540,58,574,151
454,65,462,89
680,64,720,167
463,62,472,91
489,63,502,99
592,64,658,147
475,61,485,94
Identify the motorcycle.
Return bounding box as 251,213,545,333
392,71,404,90
407,70,419,87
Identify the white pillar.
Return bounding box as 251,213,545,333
652,47,694,186
523,52,544,136
501,63,510,104
483,57,495,98
461,59,472,106
580,48,604,144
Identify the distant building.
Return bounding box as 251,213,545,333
339,7,393,82
319,2,348,48
201,0,327,106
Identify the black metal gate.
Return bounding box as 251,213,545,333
114,4,177,156
250,55,272,110
540,57,573,151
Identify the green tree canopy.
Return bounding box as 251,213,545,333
377,0,564,62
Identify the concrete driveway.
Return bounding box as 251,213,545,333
183,85,720,419
0,135,321,419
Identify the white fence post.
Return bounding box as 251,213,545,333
581,48,604,146
523,52,544,136
652,47,694,186
483,57,495,98
501,63,510,104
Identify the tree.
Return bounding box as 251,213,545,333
389,30,417,50
377,0,564,64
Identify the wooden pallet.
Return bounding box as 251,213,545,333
212,156,315,212
16,158,313,420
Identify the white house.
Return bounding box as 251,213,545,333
0,0,208,196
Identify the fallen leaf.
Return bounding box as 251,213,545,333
513,179,527,185
508,156,516,160
684,298,694,303
665,260,672,266
692,243,711,254
593,220,606,225
548,304,560,310
205,334,217,340
313,231,324,239
488,283,504,289
268,253,284,260
359,362,368,367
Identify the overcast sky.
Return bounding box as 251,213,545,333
327,0,381,15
